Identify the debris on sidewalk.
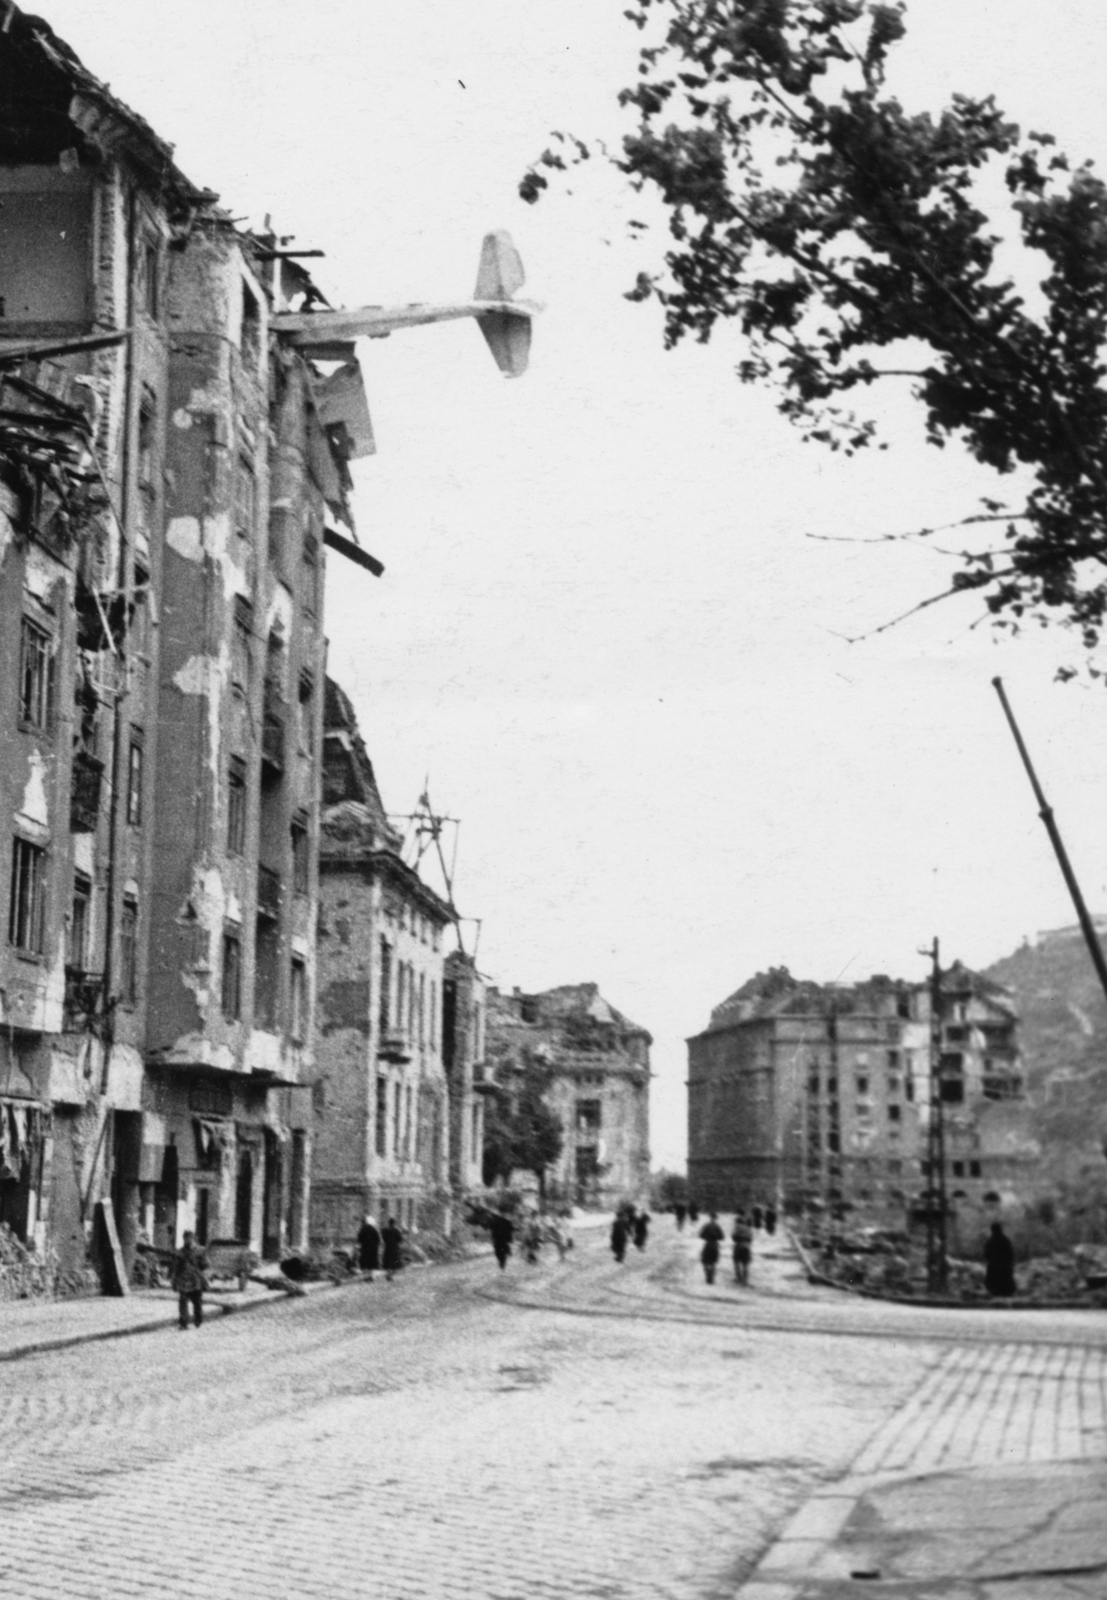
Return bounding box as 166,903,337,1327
0,1223,99,1302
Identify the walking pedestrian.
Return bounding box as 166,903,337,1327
172,1230,209,1330
764,1205,777,1236
633,1210,650,1251
610,1213,629,1263
751,1203,763,1231
523,1214,542,1264
731,1212,753,1285
698,1212,724,1285
382,1216,403,1281
983,1221,1016,1297
674,1202,686,1230
357,1213,381,1279
688,1203,700,1225
489,1210,514,1270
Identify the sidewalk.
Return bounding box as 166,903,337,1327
739,1237,1107,1597
0,1275,315,1362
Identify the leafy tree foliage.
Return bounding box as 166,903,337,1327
521,1,1107,654
482,1050,565,1195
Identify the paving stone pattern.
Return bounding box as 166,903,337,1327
0,1234,921,1600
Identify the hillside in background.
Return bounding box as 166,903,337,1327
984,923,1107,1185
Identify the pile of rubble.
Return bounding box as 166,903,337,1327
806,1229,1107,1306
0,1223,97,1300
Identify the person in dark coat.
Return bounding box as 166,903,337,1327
751,1204,763,1231
633,1211,650,1251
357,1214,381,1277
171,1230,209,1330
688,1203,700,1225
699,1212,724,1285
674,1203,686,1230
382,1216,403,1281
610,1214,629,1263
489,1211,514,1270
984,1221,1016,1297
731,1212,754,1285
764,1205,777,1236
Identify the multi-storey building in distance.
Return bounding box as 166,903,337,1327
687,964,1037,1221
485,983,651,1209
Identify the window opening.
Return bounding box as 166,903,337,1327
227,758,247,855
19,617,54,730
221,927,242,1021
120,896,138,1007
9,837,46,953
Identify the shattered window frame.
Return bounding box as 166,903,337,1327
18,615,55,732
227,757,248,856
221,925,242,1022
9,835,47,956
120,895,138,1008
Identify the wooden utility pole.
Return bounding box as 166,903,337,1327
925,938,949,1294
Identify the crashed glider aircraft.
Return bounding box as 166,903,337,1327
273,230,541,378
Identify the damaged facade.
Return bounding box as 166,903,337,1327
311,681,487,1243
687,964,1038,1221
485,984,651,1209
0,10,379,1282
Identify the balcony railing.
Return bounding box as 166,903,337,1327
70,751,104,832
64,966,105,1028
257,865,282,920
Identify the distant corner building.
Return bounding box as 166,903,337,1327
687,964,1039,1220
485,983,651,1209
310,681,487,1244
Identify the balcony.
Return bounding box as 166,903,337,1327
69,750,104,832
257,865,282,921
378,1028,412,1065
63,967,105,1029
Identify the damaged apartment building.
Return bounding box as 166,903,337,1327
485,984,651,1209
310,682,488,1244
687,965,1038,1222
0,9,380,1282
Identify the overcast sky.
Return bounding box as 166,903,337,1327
43,0,1107,1168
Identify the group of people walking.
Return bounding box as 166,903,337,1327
696,1205,774,1286
356,1214,405,1280
609,1206,651,1262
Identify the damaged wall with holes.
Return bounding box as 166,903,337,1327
687,966,1041,1223
0,7,381,1288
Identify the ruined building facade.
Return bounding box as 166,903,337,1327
687,965,1038,1220
485,984,651,1208
311,682,486,1243
0,12,377,1280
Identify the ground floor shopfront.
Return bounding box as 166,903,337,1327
0,1032,313,1288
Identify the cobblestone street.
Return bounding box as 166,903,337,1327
0,1228,919,1600
5,1227,1107,1600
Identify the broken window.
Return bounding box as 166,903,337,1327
887,1104,901,1122
576,1099,602,1135
291,812,309,894
68,873,91,969
375,1076,388,1157
18,616,54,730
9,837,46,954
290,957,306,1043
969,1160,982,1178
142,236,160,319
887,1049,900,1069
126,729,144,827
221,927,242,1021
379,940,392,1033
241,283,261,370
120,896,138,1007
231,600,253,696
855,1075,869,1096
951,1161,965,1178
297,670,314,755
302,531,320,618
234,450,256,541
255,917,279,1031
227,758,247,856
